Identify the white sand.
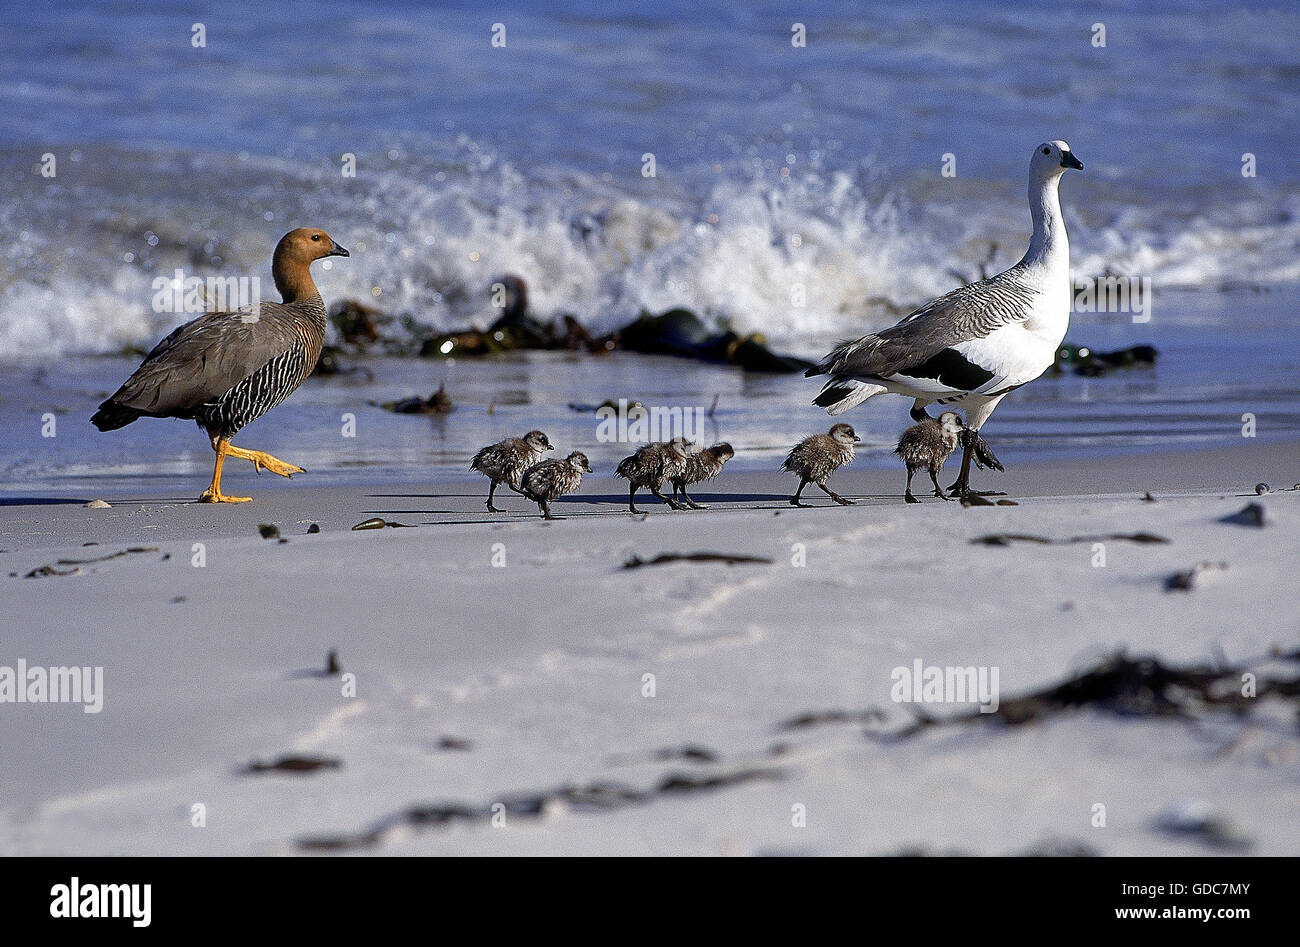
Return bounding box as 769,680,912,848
1,441,1297,855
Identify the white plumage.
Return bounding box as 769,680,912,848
806,140,1083,497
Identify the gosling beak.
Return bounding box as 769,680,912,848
1060,151,1084,171
329,244,351,258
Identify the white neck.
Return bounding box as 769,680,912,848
1021,172,1069,273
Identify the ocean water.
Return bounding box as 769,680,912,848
0,0,1297,489
2,287,1296,494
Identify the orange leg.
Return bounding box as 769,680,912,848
198,436,252,503
223,443,305,478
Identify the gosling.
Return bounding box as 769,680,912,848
671,442,735,510
782,423,859,507
894,411,964,503
614,437,692,513
520,451,592,520
470,430,553,512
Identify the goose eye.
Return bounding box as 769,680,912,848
1041,147,1051,155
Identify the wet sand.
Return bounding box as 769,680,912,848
1,439,1297,855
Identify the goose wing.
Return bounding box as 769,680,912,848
104,303,304,418
808,273,1039,381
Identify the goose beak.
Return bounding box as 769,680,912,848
1060,151,1084,171
329,244,351,258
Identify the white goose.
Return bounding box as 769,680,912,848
806,140,1083,498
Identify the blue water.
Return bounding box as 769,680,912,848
1,0,1296,357
0,0,1297,489
1,287,1296,494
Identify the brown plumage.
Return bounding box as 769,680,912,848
91,228,349,503
671,442,734,510
470,430,554,512
894,411,963,503
521,451,591,519
614,437,692,513
781,423,859,507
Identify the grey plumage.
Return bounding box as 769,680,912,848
521,451,591,519
782,423,859,507
671,442,734,510
809,276,1040,388
92,297,325,436
471,429,553,512
615,437,692,513
90,227,350,503
894,411,964,503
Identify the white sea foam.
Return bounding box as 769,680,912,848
2,0,1296,360
0,147,1297,361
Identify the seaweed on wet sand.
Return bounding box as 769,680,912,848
893,651,1297,736
20,546,160,578
434,736,473,752
973,532,1169,546
240,755,342,775
623,551,773,569
779,709,888,731
778,650,1298,745
294,765,784,851
56,546,161,564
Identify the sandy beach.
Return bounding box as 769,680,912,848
3,439,1296,856
3,0,1298,875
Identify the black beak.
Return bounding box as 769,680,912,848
1060,151,1084,171
329,244,351,257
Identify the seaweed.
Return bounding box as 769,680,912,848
623,551,773,569
972,532,1168,546
241,755,343,775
